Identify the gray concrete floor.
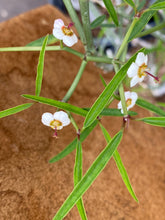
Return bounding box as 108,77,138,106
0,0,48,22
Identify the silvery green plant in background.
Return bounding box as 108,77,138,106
0,0,165,219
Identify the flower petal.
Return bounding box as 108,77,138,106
41,112,54,126
54,111,70,127
127,62,139,78
144,54,148,65
124,91,131,100
57,125,63,130
53,28,64,40
117,100,122,109
131,92,138,102
138,75,145,83
128,92,138,109
54,19,64,29
135,52,148,66
130,75,139,87
63,34,78,47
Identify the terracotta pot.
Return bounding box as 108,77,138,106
0,5,165,220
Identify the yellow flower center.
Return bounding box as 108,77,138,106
138,63,147,78
62,26,74,36
126,98,132,107
50,120,62,130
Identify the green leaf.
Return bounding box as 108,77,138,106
100,23,116,28
99,74,107,87
74,140,87,220
150,2,165,10
83,49,144,128
137,0,146,11
99,123,112,142
35,35,48,96
0,103,33,119
138,117,165,127
53,130,123,220
99,123,138,202
22,94,88,117
74,140,83,186
136,98,165,116
103,0,119,26
49,120,98,163
26,34,58,46
113,150,138,201
157,102,165,107
124,0,137,12
128,10,156,41
84,108,137,116
91,15,106,29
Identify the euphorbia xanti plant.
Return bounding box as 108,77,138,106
0,0,165,219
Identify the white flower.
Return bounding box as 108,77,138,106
41,111,70,130
53,19,78,47
118,91,138,114
127,52,149,87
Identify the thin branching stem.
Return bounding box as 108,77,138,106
0,46,84,58
62,60,87,102
137,21,165,38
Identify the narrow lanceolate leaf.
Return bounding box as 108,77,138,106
74,140,87,220
0,103,33,119
150,2,165,10
123,0,137,12
99,74,107,87
74,140,83,186
91,15,106,29
103,0,118,26
99,123,138,202
136,98,165,117
26,34,58,46
53,130,123,220
84,108,137,116
157,102,165,107
35,35,48,96
83,49,144,128
138,117,165,127
22,95,87,117
49,120,98,163
128,10,156,41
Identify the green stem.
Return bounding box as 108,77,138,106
114,18,139,116
0,46,84,58
63,0,86,47
62,60,87,102
86,55,123,65
116,17,138,60
68,112,79,132
79,0,94,54
137,21,165,38
60,40,63,49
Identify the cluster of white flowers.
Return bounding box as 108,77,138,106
42,20,158,130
